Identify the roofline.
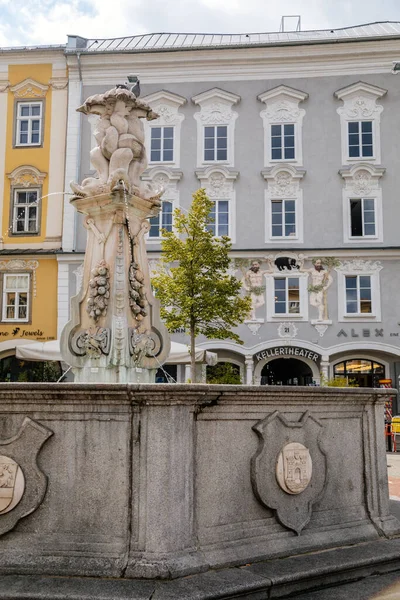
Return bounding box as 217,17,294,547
0,44,65,54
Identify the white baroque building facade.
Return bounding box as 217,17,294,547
60,23,400,407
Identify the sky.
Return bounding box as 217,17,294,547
0,0,399,47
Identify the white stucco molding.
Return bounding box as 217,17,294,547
335,81,387,165
10,78,49,98
339,163,385,244
262,165,305,244
192,88,240,168
7,165,47,187
195,165,238,242
258,85,308,168
335,259,382,322
141,167,182,243
142,90,186,168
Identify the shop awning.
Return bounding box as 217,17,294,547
16,339,218,366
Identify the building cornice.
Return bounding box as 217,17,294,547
66,39,400,84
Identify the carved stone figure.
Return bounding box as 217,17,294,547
242,261,267,320
60,85,170,383
305,259,334,322
70,86,161,201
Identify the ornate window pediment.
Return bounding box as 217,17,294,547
262,165,305,244
7,165,47,187
10,78,49,99
193,88,240,167
258,85,308,168
142,90,186,168
339,163,385,244
195,166,238,242
141,167,182,242
335,81,386,165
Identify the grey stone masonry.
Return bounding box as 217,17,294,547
0,383,398,580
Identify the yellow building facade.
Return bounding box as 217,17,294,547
0,49,67,379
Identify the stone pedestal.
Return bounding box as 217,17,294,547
60,190,170,383
0,384,398,580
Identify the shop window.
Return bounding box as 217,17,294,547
333,359,385,387
1,274,30,322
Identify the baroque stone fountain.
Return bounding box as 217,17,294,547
60,84,170,382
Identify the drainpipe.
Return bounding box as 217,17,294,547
73,51,83,249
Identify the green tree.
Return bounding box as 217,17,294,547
152,189,251,383
206,362,242,385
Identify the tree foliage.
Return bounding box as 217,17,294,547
206,362,242,385
151,189,251,382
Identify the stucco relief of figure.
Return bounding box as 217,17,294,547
304,258,337,321
242,261,268,320
70,85,161,201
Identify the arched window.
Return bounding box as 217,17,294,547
333,359,385,387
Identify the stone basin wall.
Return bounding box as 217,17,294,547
0,384,398,579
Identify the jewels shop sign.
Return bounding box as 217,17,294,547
254,346,321,363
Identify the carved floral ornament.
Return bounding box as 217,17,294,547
339,164,385,195
335,259,383,273
192,88,240,125
8,166,47,188
262,165,305,198
195,166,238,199
10,78,49,99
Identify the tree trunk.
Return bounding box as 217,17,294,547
190,320,196,383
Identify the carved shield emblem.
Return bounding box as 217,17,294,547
251,411,327,534
276,443,312,495
0,456,24,514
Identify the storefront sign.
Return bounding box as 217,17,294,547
254,346,321,363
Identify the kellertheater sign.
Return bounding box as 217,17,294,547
254,346,321,363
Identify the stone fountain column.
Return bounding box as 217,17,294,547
60,86,170,382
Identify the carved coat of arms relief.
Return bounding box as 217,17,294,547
251,411,327,535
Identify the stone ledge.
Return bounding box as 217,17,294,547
0,538,400,599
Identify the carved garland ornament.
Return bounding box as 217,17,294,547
8,166,47,188
0,260,39,297
87,260,110,321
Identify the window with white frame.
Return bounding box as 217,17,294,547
258,86,308,168
335,260,382,321
149,200,173,238
271,124,295,160
349,198,376,237
207,199,229,237
348,121,373,158
192,88,240,168
340,164,384,244
271,199,296,238
274,276,300,315
2,274,30,322
335,82,386,165
345,275,372,315
16,102,42,146
12,189,39,234
150,126,174,162
204,125,228,162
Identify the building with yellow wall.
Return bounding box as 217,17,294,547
0,47,67,379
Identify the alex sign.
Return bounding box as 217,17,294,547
254,346,321,363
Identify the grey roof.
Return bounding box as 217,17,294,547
67,22,400,54
0,44,65,53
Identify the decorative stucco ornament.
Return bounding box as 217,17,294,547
251,411,327,535
61,84,170,382
277,322,298,339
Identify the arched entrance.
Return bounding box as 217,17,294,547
261,358,314,386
